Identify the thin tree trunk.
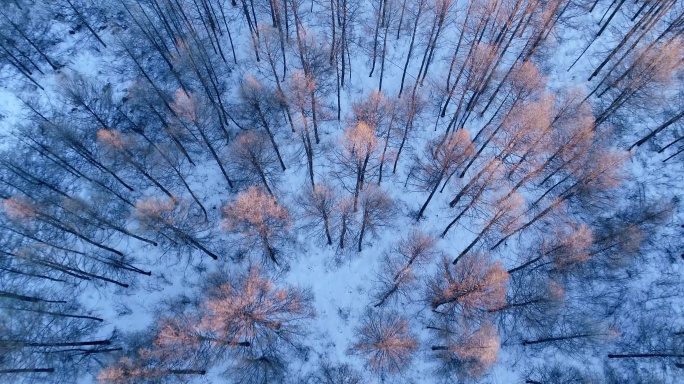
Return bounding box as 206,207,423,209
393,95,417,172
0,292,66,304
256,106,287,170
323,212,333,245
631,110,684,149
341,0,347,86
369,0,383,77
66,0,107,48
0,307,103,322
416,168,445,221
5,340,112,348
398,2,421,97
378,23,389,91
378,113,396,184
608,353,684,359
339,211,348,249
0,368,55,374
357,216,367,252
522,334,599,346
169,369,207,375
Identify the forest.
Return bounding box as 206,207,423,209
0,0,683,382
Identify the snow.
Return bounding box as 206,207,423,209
1,0,683,383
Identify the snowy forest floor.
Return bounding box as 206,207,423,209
1,1,684,383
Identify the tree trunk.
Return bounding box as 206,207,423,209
357,216,367,252
608,353,684,359
5,340,111,348
522,334,599,346
398,1,421,97
0,307,103,322
0,368,54,374
369,0,383,77
0,292,66,304
416,168,445,221
66,0,107,48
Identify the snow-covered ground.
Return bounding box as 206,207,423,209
1,1,683,383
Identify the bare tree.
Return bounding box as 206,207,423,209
98,355,206,384
230,354,288,384
429,253,509,318
168,89,235,189
332,122,382,212
449,192,526,262
335,197,356,250
99,267,314,383
414,129,474,220
222,187,291,266
290,11,334,144
288,70,318,188
229,131,282,196
257,25,296,132
295,183,338,246
495,272,566,343
235,76,288,171
397,0,427,97
299,361,364,384
357,186,396,252
594,37,684,127
508,223,594,274
440,159,505,238
1,292,114,382
520,314,618,355
415,0,454,86
0,2,61,97
431,320,501,379
96,128,177,202
347,310,418,377
349,91,399,184
374,231,437,307
200,267,315,357
134,197,220,261
1,196,127,266
393,86,425,174
523,362,598,384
